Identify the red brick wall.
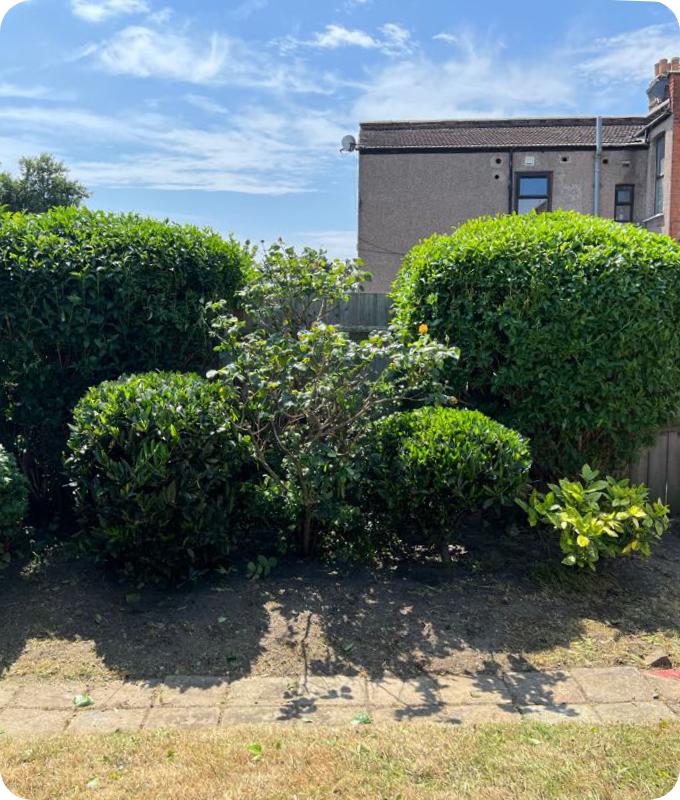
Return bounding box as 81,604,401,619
668,71,680,240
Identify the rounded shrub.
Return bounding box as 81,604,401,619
365,407,531,558
392,211,680,476
66,372,247,584
0,207,251,507
0,443,28,569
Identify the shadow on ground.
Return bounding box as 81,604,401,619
0,527,678,690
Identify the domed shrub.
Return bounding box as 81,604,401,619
365,407,531,559
0,207,251,507
0,444,28,569
66,372,248,584
392,212,680,476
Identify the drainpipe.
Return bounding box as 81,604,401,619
507,151,514,213
593,116,603,216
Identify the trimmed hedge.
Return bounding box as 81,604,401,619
392,212,680,476
0,207,250,507
66,372,248,584
0,443,28,569
365,407,531,557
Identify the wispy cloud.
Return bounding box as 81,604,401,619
183,93,229,115
89,23,336,93
229,0,268,20
95,25,232,82
0,103,347,194
575,24,680,83
353,30,574,120
71,0,150,23
283,22,412,55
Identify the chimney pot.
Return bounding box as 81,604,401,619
672,57,680,71
660,58,670,75
656,61,662,77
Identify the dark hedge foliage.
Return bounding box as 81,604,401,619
0,207,250,507
392,212,680,476
0,444,29,570
365,407,531,558
66,372,248,584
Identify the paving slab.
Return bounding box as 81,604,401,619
0,708,72,736
158,676,229,708
68,709,146,734
220,704,368,726
145,707,220,730
228,676,300,707
504,671,587,706
103,681,159,710
594,701,677,724
644,673,680,702
298,675,368,706
437,675,512,706
572,667,655,703
518,705,601,724
367,675,440,707
11,683,117,711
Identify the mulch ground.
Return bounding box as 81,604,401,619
1,525,678,683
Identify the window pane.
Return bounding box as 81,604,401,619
615,206,632,222
655,178,664,214
656,136,665,176
517,197,549,214
518,177,549,196
615,187,632,204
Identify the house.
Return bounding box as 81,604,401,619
355,57,680,293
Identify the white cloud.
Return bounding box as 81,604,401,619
312,24,378,49
96,26,231,83
71,0,149,23
0,82,71,99
284,22,412,56
90,24,335,93
576,24,680,84
0,102,347,195
353,30,575,120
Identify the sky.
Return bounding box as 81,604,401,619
0,0,679,257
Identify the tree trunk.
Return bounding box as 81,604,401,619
302,506,313,557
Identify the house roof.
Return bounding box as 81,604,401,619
358,116,652,152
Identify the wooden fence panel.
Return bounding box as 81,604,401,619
631,427,680,514
329,293,392,332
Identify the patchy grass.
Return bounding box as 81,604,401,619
1,531,678,683
0,723,678,800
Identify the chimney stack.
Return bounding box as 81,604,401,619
648,58,679,109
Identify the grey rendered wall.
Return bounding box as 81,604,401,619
359,147,649,292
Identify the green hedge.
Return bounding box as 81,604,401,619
0,207,250,507
0,443,28,569
392,212,680,476
66,372,248,584
365,407,531,557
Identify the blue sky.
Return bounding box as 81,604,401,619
0,0,679,256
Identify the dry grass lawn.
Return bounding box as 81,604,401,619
1,723,679,800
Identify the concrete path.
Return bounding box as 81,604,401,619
0,667,679,735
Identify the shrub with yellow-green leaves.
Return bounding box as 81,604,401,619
517,465,669,570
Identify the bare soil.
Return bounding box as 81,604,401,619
1,526,678,684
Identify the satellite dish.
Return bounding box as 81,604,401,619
340,135,357,153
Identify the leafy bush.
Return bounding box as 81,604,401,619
392,211,680,476
365,407,532,560
517,465,670,570
0,207,250,507
211,244,460,556
65,372,248,584
0,444,28,569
